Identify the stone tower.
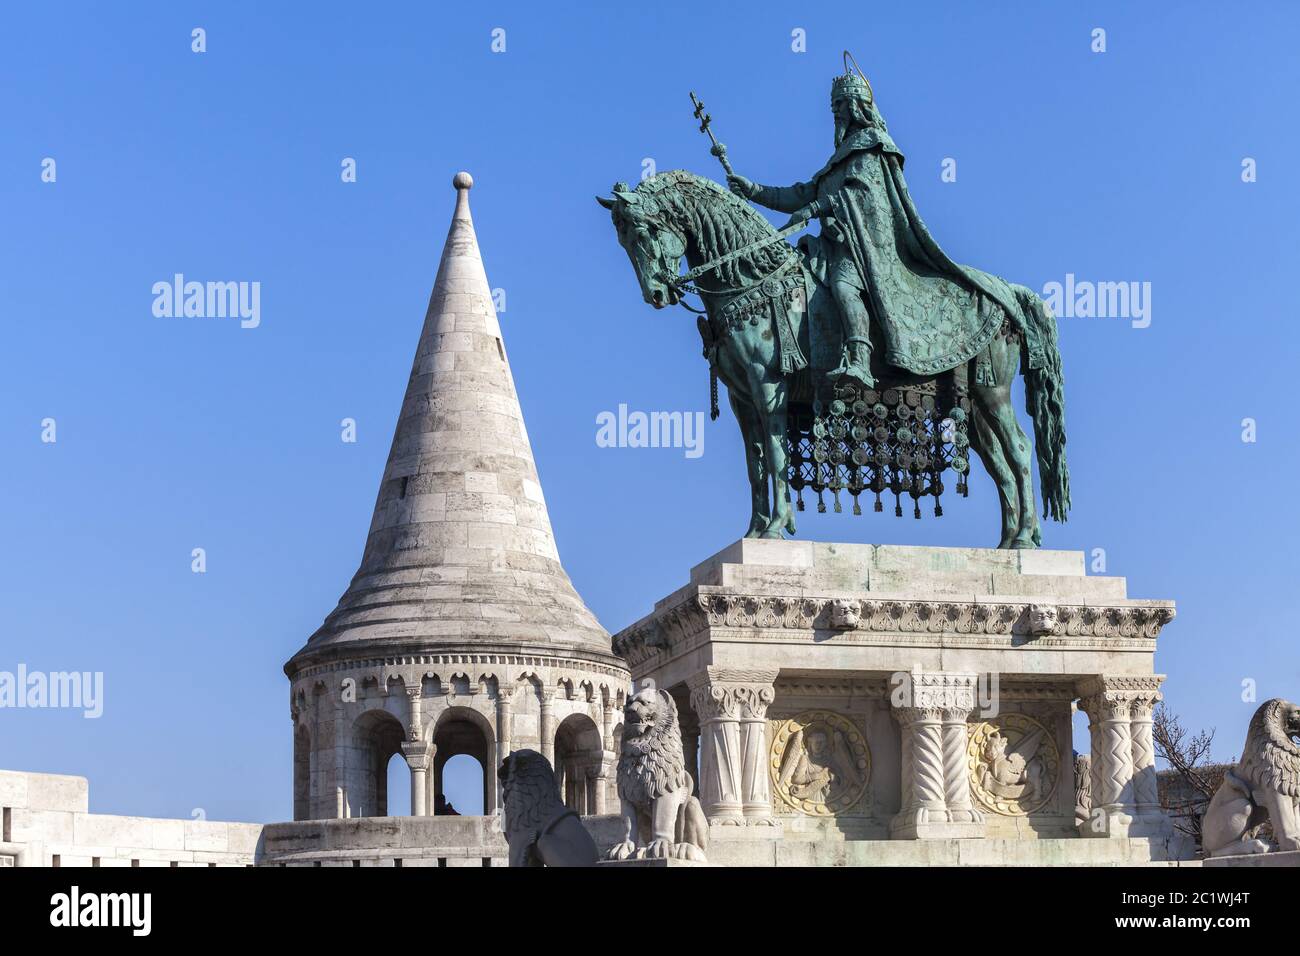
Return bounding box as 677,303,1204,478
285,173,628,823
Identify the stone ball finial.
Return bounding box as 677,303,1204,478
453,171,474,191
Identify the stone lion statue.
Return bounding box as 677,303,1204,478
498,749,597,867
1201,698,1300,857
607,685,709,862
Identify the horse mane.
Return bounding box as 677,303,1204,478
635,170,792,288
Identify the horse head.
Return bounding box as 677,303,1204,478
597,179,688,309
599,172,796,312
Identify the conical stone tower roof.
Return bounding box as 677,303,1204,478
287,172,613,674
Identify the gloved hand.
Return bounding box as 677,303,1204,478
780,206,815,232
726,174,758,199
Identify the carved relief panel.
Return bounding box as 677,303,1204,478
966,713,1061,816
768,710,871,816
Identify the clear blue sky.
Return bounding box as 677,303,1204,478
2,2,1297,822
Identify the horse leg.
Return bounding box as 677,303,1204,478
968,382,1018,549
974,338,1039,549
752,373,794,538
729,390,770,538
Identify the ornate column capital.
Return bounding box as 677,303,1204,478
1076,674,1164,722
400,740,435,773
890,670,978,723
687,667,778,721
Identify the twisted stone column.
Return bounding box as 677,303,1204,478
1129,691,1162,817
1076,675,1167,838
942,702,984,825
890,671,985,839
688,668,777,824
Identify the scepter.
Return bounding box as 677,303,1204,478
690,91,734,176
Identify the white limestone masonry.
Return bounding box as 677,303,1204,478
0,771,260,867
282,174,629,825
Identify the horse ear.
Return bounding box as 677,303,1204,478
595,195,615,209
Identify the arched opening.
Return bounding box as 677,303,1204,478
432,706,495,816
385,752,412,816
293,724,311,820
351,709,405,817
555,712,604,815
440,754,485,816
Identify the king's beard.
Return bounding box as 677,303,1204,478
834,104,875,147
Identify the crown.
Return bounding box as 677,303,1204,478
831,50,873,105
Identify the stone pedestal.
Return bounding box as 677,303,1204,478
611,540,1178,851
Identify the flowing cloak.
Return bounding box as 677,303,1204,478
791,126,1050,376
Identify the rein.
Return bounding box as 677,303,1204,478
670,217,806,288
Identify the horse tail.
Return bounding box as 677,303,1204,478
1015,287,1070,524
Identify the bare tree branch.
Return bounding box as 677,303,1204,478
1152,702,1220,843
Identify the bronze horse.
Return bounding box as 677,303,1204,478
599,171,1068,548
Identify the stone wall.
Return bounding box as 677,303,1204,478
0,770,262,867
2,767,1202,867
259,814,627,867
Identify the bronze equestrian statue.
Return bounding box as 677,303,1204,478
600,55,1069,549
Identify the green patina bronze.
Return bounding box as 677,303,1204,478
599,54,1069,549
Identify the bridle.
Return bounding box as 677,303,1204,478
657,216,805,315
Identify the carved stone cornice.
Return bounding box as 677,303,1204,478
289,651,628,696
993,681,1079,702
775,678,889,699
611,591,1176,668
